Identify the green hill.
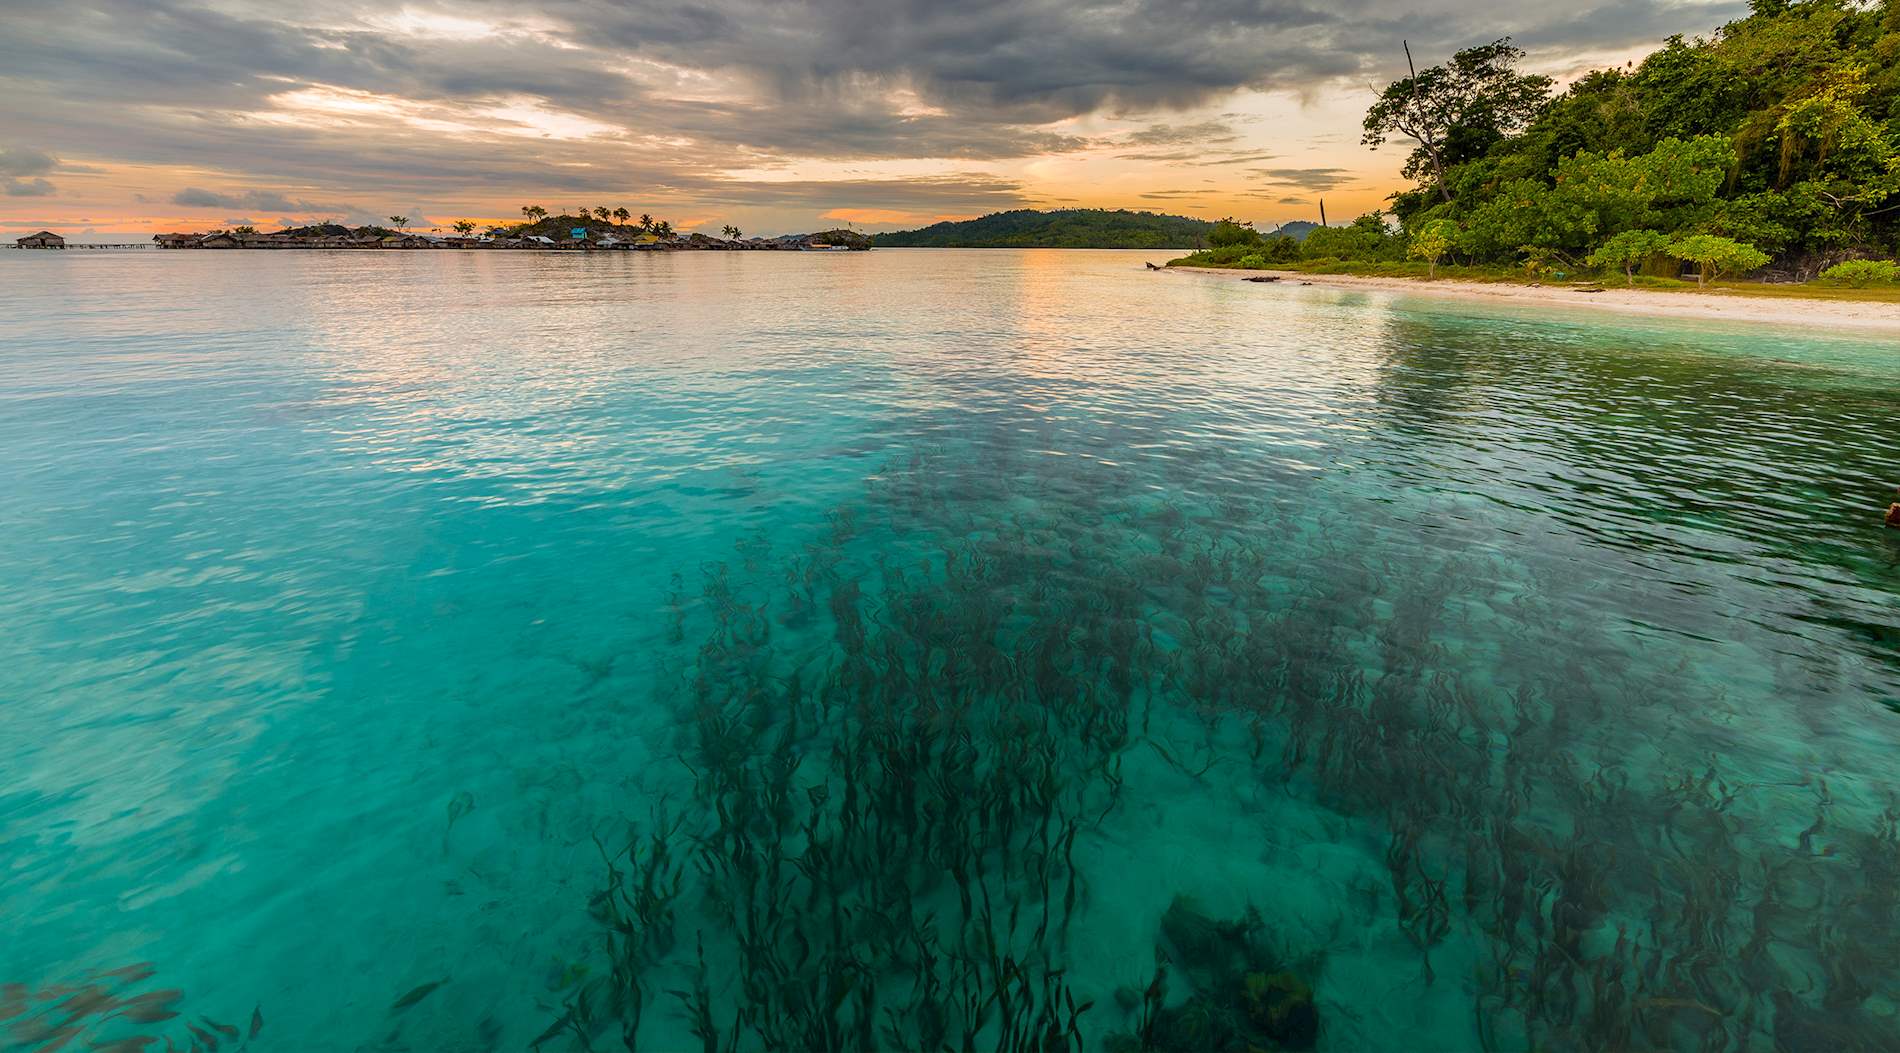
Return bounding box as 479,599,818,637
872,209,1215,248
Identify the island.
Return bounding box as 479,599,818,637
151,211,870,251
873,209,1221,249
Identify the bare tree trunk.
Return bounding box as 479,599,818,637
1404,41,1455,204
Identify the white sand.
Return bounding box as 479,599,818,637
1169,266,1900,334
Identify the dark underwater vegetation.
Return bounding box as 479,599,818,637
3,250,1898,1052
534,396,1900,1051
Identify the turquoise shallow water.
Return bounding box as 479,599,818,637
1,248,1897,1052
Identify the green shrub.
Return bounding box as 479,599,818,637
1407,220,1458,278
1585,230,1671,285
1261,236,1302,264
1208,219,1262,249
1818,259,1899,287
1303,214,1403,262
1666,235,1770,287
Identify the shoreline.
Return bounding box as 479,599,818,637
1168,266,1900,334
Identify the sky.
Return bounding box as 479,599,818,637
0,0,1747,239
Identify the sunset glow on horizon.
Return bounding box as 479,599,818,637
1,0,1745,239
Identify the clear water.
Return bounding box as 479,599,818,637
2,248,1897,1053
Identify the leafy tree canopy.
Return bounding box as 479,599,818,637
1363,39,1555,202
1372,1,1900,276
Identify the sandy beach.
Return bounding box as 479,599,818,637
1169,266,1900,334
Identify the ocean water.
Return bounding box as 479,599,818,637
1,247,1897,1053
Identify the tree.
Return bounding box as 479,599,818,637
1408,219,1458,277
232,225,257,234
1208,218,1261,248
1586,229,1671,284
1363,39,1554,203
720,224,736,239
1666,234,1769,286
638,213,653,231
654,220,673,238
594,206,612,222
452,220,477,235
730,227,742,240
522,205,547,224
388,215,408,231
614,208,630,225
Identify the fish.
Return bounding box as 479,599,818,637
248,1006,263,1040
201,1016,239,1040
390,979,448,1012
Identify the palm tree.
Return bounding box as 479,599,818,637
594,206,612,222
730,226,743,240
452,220,477,235
613,208,630,225
720,225,734,239
655,220,673,238
388,215,409,231
522,205,547,224
638,213,653,232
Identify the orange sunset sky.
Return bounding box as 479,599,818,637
1,0,1744,239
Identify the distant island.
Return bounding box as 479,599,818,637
144,208,869,252
873,209,1222,249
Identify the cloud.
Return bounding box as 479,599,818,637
172,186,353,212
1,145,59,196
1250,167,1357,191
171,187,231,207
0,146,57,177
1190,152,1277,166
1123,120,1238,147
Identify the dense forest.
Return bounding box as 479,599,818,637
1180,0,1900,285
873,209,1215,248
